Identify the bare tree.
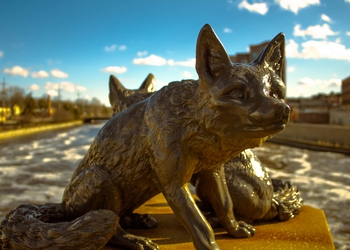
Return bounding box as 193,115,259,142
7,86,26,108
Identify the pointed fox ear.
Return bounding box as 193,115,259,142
253,33,285,78
196,24,232,83
139,73,156,92
109,75,127,110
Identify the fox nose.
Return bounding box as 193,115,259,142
276,104,290,120
249,103,290,123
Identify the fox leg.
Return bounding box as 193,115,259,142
161,183,220,250
120,213,158,229
195,166,255,238
62,165,158,250
62,164,122,218
147,149,223,250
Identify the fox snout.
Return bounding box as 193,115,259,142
246,101,290,137
275,103,290,123
250,102,290,124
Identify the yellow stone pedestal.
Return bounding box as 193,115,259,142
103,194,334,250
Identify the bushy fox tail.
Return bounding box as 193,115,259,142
0,203,118,250
264,179,303,221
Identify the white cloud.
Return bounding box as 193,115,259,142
167,58,195,67
29,84,40,91
133,54,167,66
297,77,316,86
47,89,58,96
60,81,76,92
182,71,193,78
346,0,350,3
287,66,295,73
45,82,57,90
285,39,301,58
31,70,49,78
101,66,127,74
293,24,338,39
119,45,127,51
76,85,87,92
347,31,350,36
51,69,69,78
298,77,341,88
0,51,3,57
105,44,117,52
4,66,29,77
321,14,331,23
286,39,350,61
133,54,196,67
133,52,197,68
137,51,148,57
105,44,126,52
324,78,342,88
238,0,268,15
275,0,320,14
45,82,59,96
45,81,80,95
224,28,232,33
291,77,341,97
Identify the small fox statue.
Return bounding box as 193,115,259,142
1,24,297,250
109,73,156,114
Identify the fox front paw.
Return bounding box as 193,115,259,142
228,221,255,238
109,232,159,250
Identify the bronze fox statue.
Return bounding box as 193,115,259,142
195,150,302,225
1,24,291,250
109,75,302,226
109,73,156,114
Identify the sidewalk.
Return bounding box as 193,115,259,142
0,120,83,141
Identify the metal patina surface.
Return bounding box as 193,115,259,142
109,72,302,227
1,24,299,250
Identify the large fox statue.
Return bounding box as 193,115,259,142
1,24,295,250
108,74,302,226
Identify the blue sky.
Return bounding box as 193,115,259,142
1,0,350,105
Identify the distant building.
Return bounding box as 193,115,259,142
230,40,286,84
342,76,350,110
287,97,330,124
287,93,344,124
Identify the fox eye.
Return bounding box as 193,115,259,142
271,89,286,99
231,90,247,100
270,91,281,99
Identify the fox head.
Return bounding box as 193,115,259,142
196,24,289,146
109,73,156,115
